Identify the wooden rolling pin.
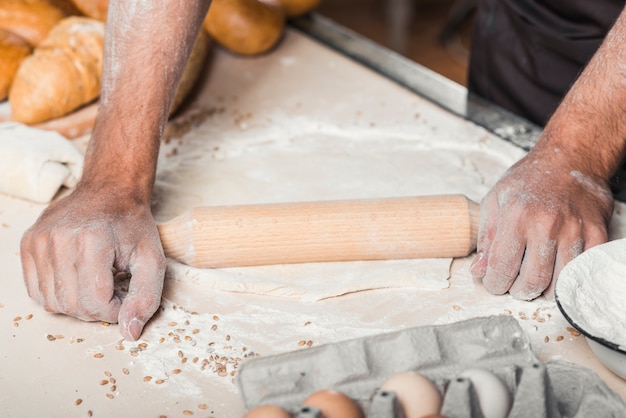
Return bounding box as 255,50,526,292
157,194,480,268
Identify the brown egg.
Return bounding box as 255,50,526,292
302,390,363,418
380,371,442,418
203,0,285,56
243,404,292,418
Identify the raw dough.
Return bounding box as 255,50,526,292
0,122,83,203
154,114,525,300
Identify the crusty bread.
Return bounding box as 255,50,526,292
0,0,67,46
9,16,104,124
69,0,108,21
204,0,285,56
259,0,320,17
171,29,212,115
0,29,32,101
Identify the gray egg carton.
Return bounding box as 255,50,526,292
236,315,626,417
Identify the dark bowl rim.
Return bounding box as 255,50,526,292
555,292,626,355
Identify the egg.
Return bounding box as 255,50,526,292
379,371,442,418
243,404,292,418
459,368,512,418
302,389,363,418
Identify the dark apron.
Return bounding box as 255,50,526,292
468,0,624,126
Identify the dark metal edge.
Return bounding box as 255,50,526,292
290,13,542,152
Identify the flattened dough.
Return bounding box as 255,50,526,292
154,115,525,300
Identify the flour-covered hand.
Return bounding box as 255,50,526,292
20,186,166,341
470,148,613,300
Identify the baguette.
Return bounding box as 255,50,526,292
9,16,104,124
0,29,32,101
0,0,67,46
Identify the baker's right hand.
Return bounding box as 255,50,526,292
20,184,166,341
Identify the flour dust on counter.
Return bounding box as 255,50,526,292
152,111,526,301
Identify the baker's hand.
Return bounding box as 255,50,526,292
20,185,166,341
470,150,614,300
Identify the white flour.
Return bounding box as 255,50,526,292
556,238,626,349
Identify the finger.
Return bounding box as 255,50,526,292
118,247,166,341
470,193,499,278
31,232,60,313
75,233,121,323
546,237,584,299
482,234,525,295
20,232,41,302
51,240,80,317
509,239,557,300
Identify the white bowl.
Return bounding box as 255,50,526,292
555,238,626,380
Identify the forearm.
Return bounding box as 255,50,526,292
534,6,626,181
81,0,210,203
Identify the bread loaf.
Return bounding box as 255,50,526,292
9,16,104,124
0,0,67,46
171,30,212,115
204,0,285,56
0,29,32,101
260,0,320,18
69,0,108,21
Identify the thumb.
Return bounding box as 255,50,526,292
117,255,166,341
470,192,498,278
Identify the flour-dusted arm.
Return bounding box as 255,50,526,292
471,6,626,300
20,0,211,340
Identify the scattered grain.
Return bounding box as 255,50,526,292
306,340,313,347
544,336,549,343
297,340,306,346
556,335,564,342
75,399,83,406
46,334,56,341
106,393,114,400
155,379,165,385
567,327,581,337
172,369,181,375
93,353,104,359
198,404,207,410
211,324,218,331
100,380,109,386
25,314,33,320
122,368,130,375
101,322,110,327
183,411,193,416
143,376,153,382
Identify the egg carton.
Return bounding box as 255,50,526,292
236,315,626,417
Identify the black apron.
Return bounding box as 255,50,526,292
468,0,624,126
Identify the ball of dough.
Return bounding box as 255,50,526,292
204,0,285,56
